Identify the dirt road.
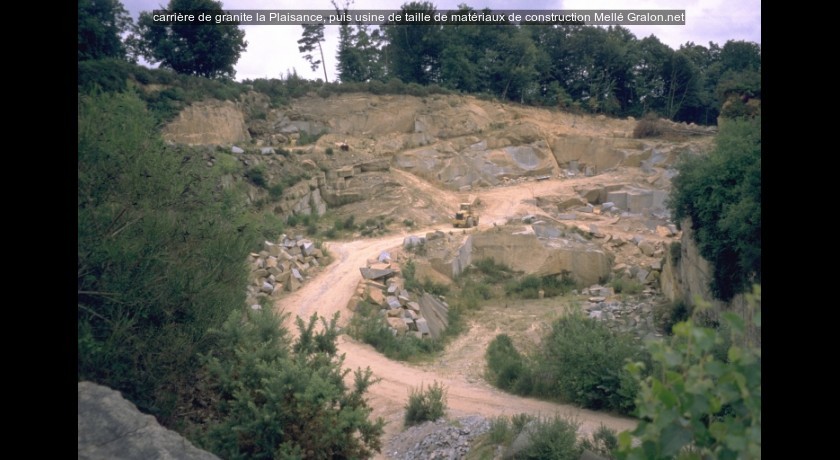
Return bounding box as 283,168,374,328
276,173,639,458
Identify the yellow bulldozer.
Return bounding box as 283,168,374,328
452,196,480,228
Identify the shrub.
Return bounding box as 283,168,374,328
633,113,664,138
268,184,284,199
244,166,266,188
533,313,650,414
668,116,760,301
610,275,643,295
199,310,385,458
485,334,532,394
618,287,761,459
516,415,582,459
78,90,258,421
326,147,334,155
653,300,692,334
580,424,619,458
404,381,448,426
505,273,576,299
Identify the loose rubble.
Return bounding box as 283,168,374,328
246,234,327,308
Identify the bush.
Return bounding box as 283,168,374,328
78,90,259,421
668,116,760,301
653,300,692,334
244,166,266,188
580,424,619,458
610,275,643,295
199,310,385,458
404,381,448,426
268,183,284,199
505,273,576,299
516,415,582,459
486,334,533,395
533,313,650,414
618,287,761,459
633,113,664,138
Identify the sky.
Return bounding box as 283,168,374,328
122,0,761,82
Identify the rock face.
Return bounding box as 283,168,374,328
470,226,613,286
659,218,759,344
78,381,219,460
162,99,250,145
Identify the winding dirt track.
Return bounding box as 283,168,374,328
275,171,638,458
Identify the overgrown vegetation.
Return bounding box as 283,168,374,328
470,414,608,460
78,90,258,421
668,116,761,301
618,286,761,459
504,272,577,299
404,381,448,427
610,275,644,295
78,88,383,457
485,311,651,415
198,310,384,458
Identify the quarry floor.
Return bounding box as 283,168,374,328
273,167,673,458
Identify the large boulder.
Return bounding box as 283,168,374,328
78,381,219,460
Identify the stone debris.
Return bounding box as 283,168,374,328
353,256,451,340
246,234,327,306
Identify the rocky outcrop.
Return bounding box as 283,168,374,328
660,219,759,343
78,381,219,460
385,415,490,460
470,225,613,286
162,99,250,145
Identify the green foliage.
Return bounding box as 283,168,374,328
325,147,334,155
404,381,448,427
136,0,247,79
78,90,257,419
244,165,267,188
472,258,515,284
610,275,643,295
653,300,692,335
78,58,132,93
485,334,533,394
580,424,620,459
78,0,133,61
516,415,583,460
532,313,651,414
668,116,760,301
297,130,325,145
505,273,576,299
346,300,462,361
200,309,385,459
618,286,761,459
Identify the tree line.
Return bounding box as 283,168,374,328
80,0,759,125
314,1,760,124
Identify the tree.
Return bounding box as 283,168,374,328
668,116,761,301
384,1,443,84
136,0,247,79
298,23,328,82
78,0,133,61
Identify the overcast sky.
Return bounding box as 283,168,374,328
121,0,761,82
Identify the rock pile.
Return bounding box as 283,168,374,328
386,415,490,460
351,254,450,339
581,284,665,340
246,235,326,308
